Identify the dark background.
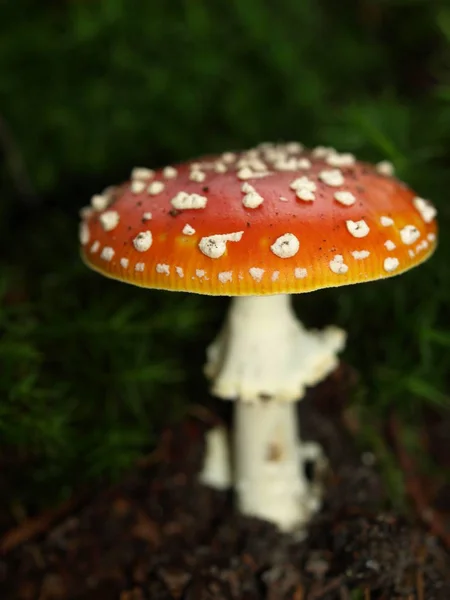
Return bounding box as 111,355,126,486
0,0,449,516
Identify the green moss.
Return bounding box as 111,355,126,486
1,0,449,509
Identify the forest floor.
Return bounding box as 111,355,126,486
1,365,449,600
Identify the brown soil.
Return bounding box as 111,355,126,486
1,366,449,599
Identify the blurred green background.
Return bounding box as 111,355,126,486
0,0,449,517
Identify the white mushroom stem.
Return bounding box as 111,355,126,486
203,294,346,531
205,295,345,403
235,401,322,531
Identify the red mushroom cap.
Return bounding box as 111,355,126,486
79,143,438,296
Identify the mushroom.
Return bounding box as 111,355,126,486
79,144,438,532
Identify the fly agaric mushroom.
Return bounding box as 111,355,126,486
79,143,438,532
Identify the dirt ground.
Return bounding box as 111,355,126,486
1,365,449,599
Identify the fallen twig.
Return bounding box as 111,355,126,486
307,576,345,599
0,446,163,555
0,492,86,555
388,413,450,550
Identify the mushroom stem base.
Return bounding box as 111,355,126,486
235,400,323,532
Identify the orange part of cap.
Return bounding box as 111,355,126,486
79,144,438,296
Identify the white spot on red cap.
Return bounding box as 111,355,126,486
296,188,315,202
132,167,154,180
148,181,165,195
384,240,396,251
346,219,370,238
329,255,348,274
182,224,196,235
319,169,344,187
163,166,177,179
218,271,232,283
249,267,264,282
290,176,316,192
171,191,207,210
270,233,300,258
79,223,90,245
290,176,316,201
241,182,253,193
101,186,115,200
384,257,399,272
100,246,114,261
90,241,100,253
376,161,394,176
120,258,129,268
325,152,355,167
400,225,420,245
312,146,334,158
214,162,227,173
286,141,304,153
91,194,109,211
133,231,153,252
196,269,207,279
221,152,236,163
237,156,267,172
294,267,307,279
271,271,280,281
334,191,356,206
236,167,253,180
135,262,145,272
175,266,184,278
189,170,206,183
198,231,244,259
131,180,146,194
142,212,152,221
380,216,394,227
351,250,370,260
428,232,436,242
297,158,311,169
416,239,429,253
99,210,120,231
241,183,264,208
237,167,270,180
156,263,170,275
273,157,298,171
79,206,94,220
413,197,436,223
